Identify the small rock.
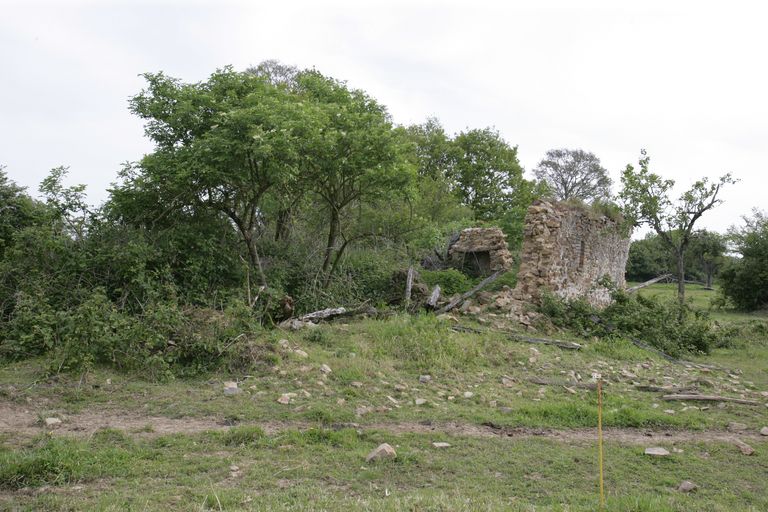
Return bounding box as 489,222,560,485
463,391,474,398
44,417,62,427
677,480,698,492
727,422,748,432
419,375,432,384
366,443,397,462
386,396,399,404
644,447,670,457
229,465,240,472
223,381,241,395
319,364,332,374
664,409,675,415
293,349,308,358
277,394,292,405
499,406,513,414
394,384,407,392
759,426,768,436
432,442,451,448
278,339,290,348
350,381,363,388
733,439,755,455
414,398,427,406
501,376,515,387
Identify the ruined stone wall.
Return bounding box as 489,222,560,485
512,200,630,308
448,227,513,275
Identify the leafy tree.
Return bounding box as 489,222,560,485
686,230,727,289
0,166,42,259
719,210,768,310
450,128,529,221
533,148,612,202
125,67,314,286
625,233,672,282
295,71,414,282
619,150,736,314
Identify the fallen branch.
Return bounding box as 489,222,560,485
529,377,597,390
293,302,375,324
662,394,761,406
510,334,582,350
628,337,721,370
634,385,698,394
436,270,502,314
626,274,672,293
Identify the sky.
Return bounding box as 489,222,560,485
1,0,766,235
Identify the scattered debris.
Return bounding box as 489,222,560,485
644,447,670,457
44,417,62,427
727,422,748,432
366,443,397,462
733,439,755,456
223,381,241,396
277,393,294,405
677,480,698,493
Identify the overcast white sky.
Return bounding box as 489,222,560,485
1,0,766,235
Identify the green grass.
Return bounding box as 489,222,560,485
1,290,768,510
2,428,767,511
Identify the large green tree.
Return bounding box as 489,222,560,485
619,150,735,313
450,128,529,221
720,210,768,310
295,71,414,282
124,67,314,286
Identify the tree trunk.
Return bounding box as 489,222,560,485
676,250,685,322
243,232,268,287
274,207,292,241
321,208,340,283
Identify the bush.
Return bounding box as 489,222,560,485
718,211,768,311
420,268,475,295
538,290,722,355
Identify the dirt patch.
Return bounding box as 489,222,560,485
1,400,763,446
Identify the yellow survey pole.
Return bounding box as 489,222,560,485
598,377,605,509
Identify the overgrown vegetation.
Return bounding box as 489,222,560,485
538,288,724,355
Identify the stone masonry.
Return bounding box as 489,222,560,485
512,200,630,308
448,227,513,276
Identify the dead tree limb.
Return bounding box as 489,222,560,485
426,285,441,310
509,334,582,350
628,337,721,370
626,274,673,293
436,270,502,314
661,394,761,406
404,266,414,308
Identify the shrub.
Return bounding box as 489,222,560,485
538,289,722,355
420,268,474,295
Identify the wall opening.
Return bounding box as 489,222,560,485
462,251,491,277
